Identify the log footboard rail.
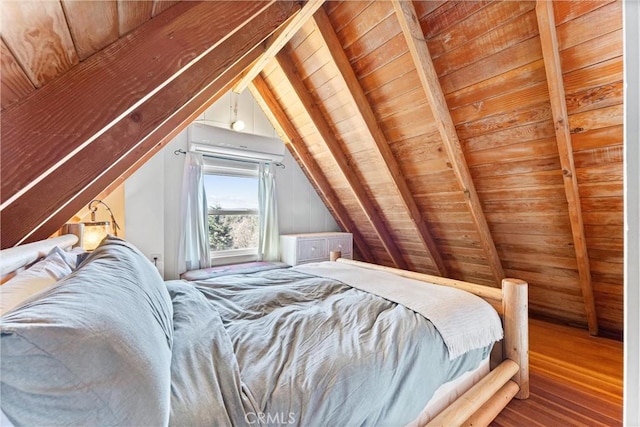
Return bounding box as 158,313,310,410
336,258,529,427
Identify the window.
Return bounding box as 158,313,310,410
203,159,259,263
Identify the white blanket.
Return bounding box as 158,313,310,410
292,261,503,360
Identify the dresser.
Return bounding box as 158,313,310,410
280,232,353,266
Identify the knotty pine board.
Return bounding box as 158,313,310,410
61,0,119,60
1,0,78,88
0,39,35,109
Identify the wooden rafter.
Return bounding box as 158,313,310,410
38,45,265,247
249,75,376,264
96,49,263,208
232,0,325,94
536,0,598,335
392,0,505,286
0,1,298,248
1,1,291,205
312,8,447,276
276,46,409,270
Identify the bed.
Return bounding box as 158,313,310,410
0,235,528,426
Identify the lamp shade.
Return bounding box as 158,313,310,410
61,223,84,248
82,221,110,250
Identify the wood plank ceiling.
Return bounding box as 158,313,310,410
0,1,624,338
253,0,624,337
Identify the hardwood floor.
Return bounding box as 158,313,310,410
491,319,623,426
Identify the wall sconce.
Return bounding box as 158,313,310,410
82,199,121,250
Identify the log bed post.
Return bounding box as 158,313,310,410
425,278,529,427
502,278,529,399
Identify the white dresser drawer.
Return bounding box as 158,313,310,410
280,232,353,266
327,235,352,255
297,238,328,261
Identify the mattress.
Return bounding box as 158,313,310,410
170,264,499,426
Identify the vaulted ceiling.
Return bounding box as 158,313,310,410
0,1,624,338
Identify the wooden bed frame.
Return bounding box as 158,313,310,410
0,234,78,282
0,236,528,427
335,258,529,427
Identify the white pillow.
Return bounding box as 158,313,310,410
0,248,74,316
52,246,87,270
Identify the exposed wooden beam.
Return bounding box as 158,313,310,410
1,1,293,205
249,75,376,264
96,45,264,213
312,8,447,276
392,0,505,285
39,47,264,247
232,0,325,94
536,0,598,335
276,46,408,270
0,1,299,248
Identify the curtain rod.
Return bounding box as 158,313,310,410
173,149,285,169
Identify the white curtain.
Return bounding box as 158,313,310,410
258,163,279,261
178,152,211,273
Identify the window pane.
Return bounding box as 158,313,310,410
204,174,258,210
204,173,259,254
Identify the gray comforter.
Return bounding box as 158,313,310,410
167,268,492,427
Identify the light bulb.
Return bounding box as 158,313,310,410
231,120,245,131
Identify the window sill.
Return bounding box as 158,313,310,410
210,249,259,266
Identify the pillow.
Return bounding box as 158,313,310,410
49,246,78,270
51,246,88,270
0,247,74,316
0,236,174,426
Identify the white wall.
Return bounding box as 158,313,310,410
277,149,341,235
624,0,639,424
124,149,165,275
124,90,338,279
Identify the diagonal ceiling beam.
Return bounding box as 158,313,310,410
232,0,326,94
249,74,376,264
96,50,263,208
536,0,598,335
312,8,447,276
0,1,298,248
392,0,505,286
276,46,409,270
2,1,284,205
40,44,265,246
